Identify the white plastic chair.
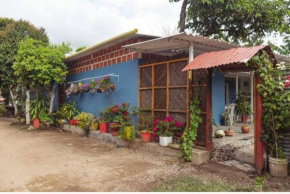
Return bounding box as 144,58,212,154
225,103,236,126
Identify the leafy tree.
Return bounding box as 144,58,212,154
13,38,71,124
0,18,49,115
75,46,87,52
170,0,290,49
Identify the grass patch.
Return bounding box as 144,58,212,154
10,122,27,130
151,177,253,192
10,122,24,126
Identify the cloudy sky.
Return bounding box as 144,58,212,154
0,0,182,50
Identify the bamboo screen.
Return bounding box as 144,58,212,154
139,58,189,125
139,58,211,148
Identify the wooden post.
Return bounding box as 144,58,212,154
254,74,264,174
205,68,213,151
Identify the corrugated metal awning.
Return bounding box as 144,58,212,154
182,45,270,71
123,32,238,56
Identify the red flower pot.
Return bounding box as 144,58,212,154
33,118,40,129
100,122,109,133
141,132,152,143
242,115,249,122
69,120,74,125
110,122,120,136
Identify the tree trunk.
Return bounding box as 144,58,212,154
179,0,188,33
49,86,55,114
25,90,30,125
9,88,18,116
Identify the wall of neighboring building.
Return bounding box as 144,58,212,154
212,69,225,125
66,59,139,116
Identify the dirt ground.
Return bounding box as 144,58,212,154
0,118,289,192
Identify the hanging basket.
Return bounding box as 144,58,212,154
82,88,91,93
72,91,80,95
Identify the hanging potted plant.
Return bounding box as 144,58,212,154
65,84,73,97
81,83,91,93
236,92,252,133
223,112,234,136
90,79,96,94
96,76,115,93
71,84,80,95
138,109,154,143
154,116,176,147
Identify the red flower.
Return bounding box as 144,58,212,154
123,111,129,116
153,119,159,126
167,116,174,122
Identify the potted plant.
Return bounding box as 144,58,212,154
75,112,94,137
236,92,252,133
71,84,80,95
213,118,225,138
30,95,48,129
91,117,99,131
138,109,154,143
103,103,130,136
81,83,91,93
99,112,110,133
90,79,96,94
168,119,185,149
39,111,53,128
223,112,234,136
95,76,115,93
154,116,177,147
119,106,138,146
62,101,79,125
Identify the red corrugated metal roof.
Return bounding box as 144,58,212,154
182,45,268,71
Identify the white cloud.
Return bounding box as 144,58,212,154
0,0,182,50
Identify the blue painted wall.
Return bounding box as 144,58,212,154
65,59,139,117
212,69,225,125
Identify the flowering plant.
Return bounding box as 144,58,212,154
71,84,80,95
96,76,115,93
153,116,185,137
81,83,91,93
65,84,73,97
90,79,96,93
103,102,130,123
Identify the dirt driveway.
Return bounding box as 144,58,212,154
0,119,196,192
0,119,289,192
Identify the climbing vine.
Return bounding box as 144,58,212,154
248,51,289,159
180,87,202,162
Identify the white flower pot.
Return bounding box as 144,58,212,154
159,136,172,147
269,155,288,177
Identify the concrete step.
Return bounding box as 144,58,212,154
63,124,210,165
234,145,254,165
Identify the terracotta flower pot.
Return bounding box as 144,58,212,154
224,130,234,137
100,122,109,133
241,126,250,133
141,132,152,143
110,122,120,136
33,118,40,129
